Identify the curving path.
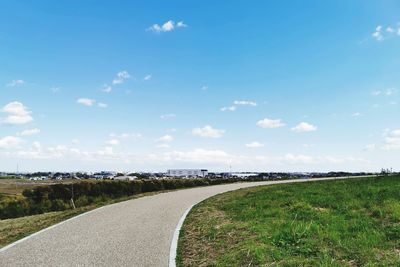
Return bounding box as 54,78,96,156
0,177,365,266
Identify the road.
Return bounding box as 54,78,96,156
0,177,365,266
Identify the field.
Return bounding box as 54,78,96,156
177,176,400,266
0,178,79,196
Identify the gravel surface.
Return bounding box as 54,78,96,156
0,177,359,267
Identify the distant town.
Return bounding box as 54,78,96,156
0,169,388,181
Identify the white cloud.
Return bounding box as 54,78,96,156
372,88,396,96
110,133,142,139
245,141,265,148
302,144,314,148
6,80,25,87
50,86,60,93
19,128,40,136
98,103,108,108
156,134,174,143
233,100,257,106
372,24,400,41
385,88,396,96
147,20,187,33
372,25,384,41
106,139,120,146
352,112,362,118
386,27,394,33
0,136,24,149
192,125,225,138
220,106,236,112
144,74,152,81
372,90,382,96
77,98,96,106
364,144,376,151
201,86,208,91
156,143,170,149
1,101,33,125
257,118,285,128
162,149,239,165
383,129,400,150
160,113,176,120
101,84,112,93
291,122,317,133
97,146,114,156
112,71,130,84
177,21,188,28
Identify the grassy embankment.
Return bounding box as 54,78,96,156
0,178,130,247
177,176,400,266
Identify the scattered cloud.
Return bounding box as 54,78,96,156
372,24,400,41
144,74,152,81
110,133,143,140
77,98,96,106
372,25,384,41
352,112,363,118
291,122,317,133
383,129,400,150
0,136,24,149
372,90,382,96
245,141,265,148
72,139,80,145
257,118,285,129
6,79,25,87
98,103,108,108
147,20,187,33
112,71,130,84
106,139,120,146
19,128,40,136
192,125,225,138
233,100,257,106
156,134,174,143
364,144,376,151
160,113,176,120
201,86,208,91
156,143,170,149
101,84,112,93
176,21,188,28
220,106,236,112
50,86,60,93
385,88,396,96
371,88,396,97
302,144,314,148
1,101,33,125
221,100,257,112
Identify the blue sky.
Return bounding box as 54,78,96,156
1,0,399,172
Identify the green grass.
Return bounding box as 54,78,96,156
177,176,400,266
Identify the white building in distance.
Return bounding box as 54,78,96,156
167,169,208,178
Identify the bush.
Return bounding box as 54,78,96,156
2,177,262,220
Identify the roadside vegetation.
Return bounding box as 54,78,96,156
0,177,266,220
177,175,400,266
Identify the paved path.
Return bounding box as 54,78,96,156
0,177,365,266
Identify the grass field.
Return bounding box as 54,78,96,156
177,176,400,266
0,178,91,196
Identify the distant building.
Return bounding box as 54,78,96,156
167,169,208,178
113,175,136,181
